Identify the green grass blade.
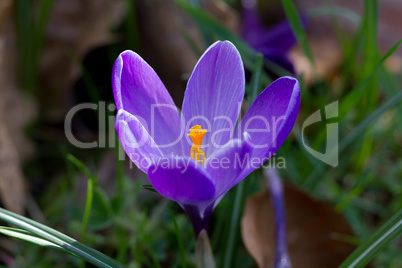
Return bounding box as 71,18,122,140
168,204,187,268
34,0,54,59
304,90,402,190
147,243,162,268
67,154,97,182
66,154,96,245
339,39,401,120
338,91,402,154
124,0,140,52
0,226,76,256
175,1,253,68
303,40,402,189
178,23,202,58
16,0,36,93
339,209,402,268
81,177,94,244
0,208,124,267
187,0,213,48
176,0,284,81
335,171,375,212
354,0,379,169
141,184,158,193
175,0,251,53
306,5,360,25
378,66,402,119
309,39,401,156
222,181,245,268
282,0,314,67
250,53,264,102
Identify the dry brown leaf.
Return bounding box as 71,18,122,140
290,37,342,85
0,0,11,22
0,127,26,214
241,183,355,268
40,0,125,120
0,0,30,214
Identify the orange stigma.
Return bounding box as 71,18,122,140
188,125,207,165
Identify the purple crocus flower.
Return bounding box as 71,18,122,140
113,40,300,236
241,0,302,74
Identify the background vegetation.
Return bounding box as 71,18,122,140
0,0,400,267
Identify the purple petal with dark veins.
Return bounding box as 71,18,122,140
251,19,299,54
147,156,216,204
115,109,163,173
112,50,182,156
205,135,252,197
237,76,300,179
241,6,270,50
241,4,305,75
181,41,245,158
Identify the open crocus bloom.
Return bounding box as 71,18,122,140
241,0,304,75
113,41,300,236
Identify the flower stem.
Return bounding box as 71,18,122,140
265,168,292,268
195,230,216,268
223,180,245,268
81,177,94,245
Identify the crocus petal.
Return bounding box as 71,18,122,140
237,76,300,178
241,3,303,55
181,41,245,157
205,134,252,197
253,20,299,54
112,50,182,155
241,2,304,76
147,156,216,204
115,110,164,173
115,109,165,173
241,6,269,50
